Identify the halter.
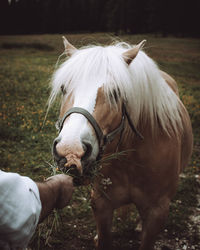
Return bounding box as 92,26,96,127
56,104,143,160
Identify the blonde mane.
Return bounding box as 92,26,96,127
49,42,182,135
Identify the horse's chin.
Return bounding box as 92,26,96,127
73,160,98,186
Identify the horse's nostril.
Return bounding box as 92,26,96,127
82,141,92,160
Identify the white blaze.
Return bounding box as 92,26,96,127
58,85,101,160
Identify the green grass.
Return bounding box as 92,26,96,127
0,33,199,249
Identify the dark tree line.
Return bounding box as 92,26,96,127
0,0,199,37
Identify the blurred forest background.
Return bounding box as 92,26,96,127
0,0,200,37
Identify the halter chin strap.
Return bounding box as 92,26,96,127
57,104,143,159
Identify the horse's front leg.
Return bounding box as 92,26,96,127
91,190,114,250
138,197,170,250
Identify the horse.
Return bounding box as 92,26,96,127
49,37,193,250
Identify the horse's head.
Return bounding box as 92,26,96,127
51,37,145,184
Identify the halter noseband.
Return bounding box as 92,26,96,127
56,104,143,160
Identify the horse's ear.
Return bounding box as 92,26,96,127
62,36,77,56
123,40,146,65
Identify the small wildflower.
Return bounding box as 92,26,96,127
101,177,112,186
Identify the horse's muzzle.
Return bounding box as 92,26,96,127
52,138,93,185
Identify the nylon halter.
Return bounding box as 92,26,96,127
56,104,143,160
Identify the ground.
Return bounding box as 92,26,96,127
0,33,199,250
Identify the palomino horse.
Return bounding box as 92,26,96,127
49,37,193,250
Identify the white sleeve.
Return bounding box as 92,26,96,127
0,170,42,249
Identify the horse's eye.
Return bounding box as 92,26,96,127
61,85,66,94
109,89,120,103
113,90,118,101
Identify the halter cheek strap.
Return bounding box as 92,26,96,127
123,104,144,140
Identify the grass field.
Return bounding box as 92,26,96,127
0,33,199,250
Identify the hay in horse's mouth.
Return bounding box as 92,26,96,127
49,149,134,186
70,149,134,186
